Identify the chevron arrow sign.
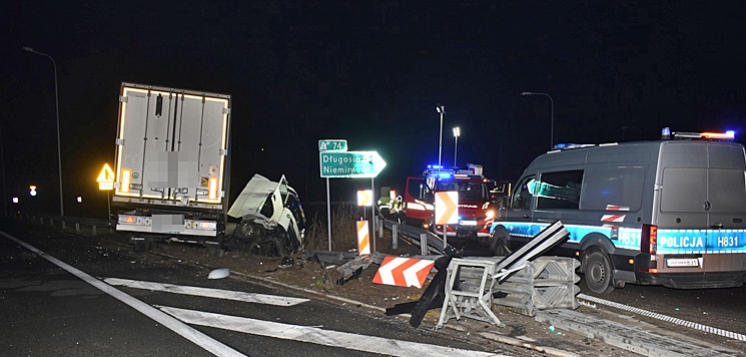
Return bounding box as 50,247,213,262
372,256,435,288
435,191,458,225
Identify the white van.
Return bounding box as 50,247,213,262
491,130,746,293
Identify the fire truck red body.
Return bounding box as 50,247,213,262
402,164,497,240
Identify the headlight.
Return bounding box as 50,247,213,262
485,210,495,219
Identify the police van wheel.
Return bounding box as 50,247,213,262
584,251,614,294
490,226,511,257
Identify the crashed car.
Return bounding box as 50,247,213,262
226,174,305,257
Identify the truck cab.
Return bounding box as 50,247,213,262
403,164,497,242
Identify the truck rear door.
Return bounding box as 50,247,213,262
115,84,230,206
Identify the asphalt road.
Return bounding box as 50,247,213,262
0,221,522,357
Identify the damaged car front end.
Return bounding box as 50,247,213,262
226,174,305,258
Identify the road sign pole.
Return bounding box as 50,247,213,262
443,226,447,249
106,190,111,225
371,177,376,254
326,178,332,251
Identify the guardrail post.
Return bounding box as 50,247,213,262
392,224,398,249
92,225,97,236
75,223,80,232
420,233,428,255
378,217,384,238
62,221,66,230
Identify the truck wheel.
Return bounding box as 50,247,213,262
490,226,511,256
583,250,614,294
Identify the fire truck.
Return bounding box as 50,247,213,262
402,164,498,243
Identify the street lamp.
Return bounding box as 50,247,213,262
436,104,446,166
23,46,64,217
521,92,554,149
452,126,460,167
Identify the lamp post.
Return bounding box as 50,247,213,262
521,92,554,149
436,104,445,166
452,126,460,167
23,46,64,217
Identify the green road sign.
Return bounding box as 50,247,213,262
320,151,386,178
318,139,348,152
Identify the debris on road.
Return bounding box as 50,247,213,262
208,268,230,279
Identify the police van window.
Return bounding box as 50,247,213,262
581,165,645,211
535,170,583,210
512,175,535,209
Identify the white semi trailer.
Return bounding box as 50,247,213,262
112,82,231,251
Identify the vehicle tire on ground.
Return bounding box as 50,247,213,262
477,233,490,246
490,225,511,256
583,250,614,294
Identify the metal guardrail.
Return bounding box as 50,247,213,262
13,213,115,236
379,217,448,256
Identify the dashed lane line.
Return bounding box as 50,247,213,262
159,306,513,357
103,278,310,307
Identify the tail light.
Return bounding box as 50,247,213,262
121,169,132,193
208,177,219,200
641,224,657,255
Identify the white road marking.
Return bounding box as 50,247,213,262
578,293,746,342
160,306,512,357
0,231,246,357
104,278,309,307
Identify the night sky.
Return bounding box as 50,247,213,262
3,1,746,218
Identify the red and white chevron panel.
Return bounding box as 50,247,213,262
372,256,435,288
357,220,370,255
601,204,630,224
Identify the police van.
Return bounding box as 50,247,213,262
490,129,746,293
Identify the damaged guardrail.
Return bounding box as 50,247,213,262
386,220,576,329
444,256,580,324
436,220,573,328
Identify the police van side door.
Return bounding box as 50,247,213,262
497,175,535,249
507,175,535,221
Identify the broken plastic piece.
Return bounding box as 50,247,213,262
208,268,230,279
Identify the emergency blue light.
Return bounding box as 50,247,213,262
726,130,736,138
428,164,443,170
437,172,452,179
661,127,671,140
553,143,595,150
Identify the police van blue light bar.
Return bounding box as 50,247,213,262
553,143,595,150
667,128,736,141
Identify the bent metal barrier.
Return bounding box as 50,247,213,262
435,220,574,328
